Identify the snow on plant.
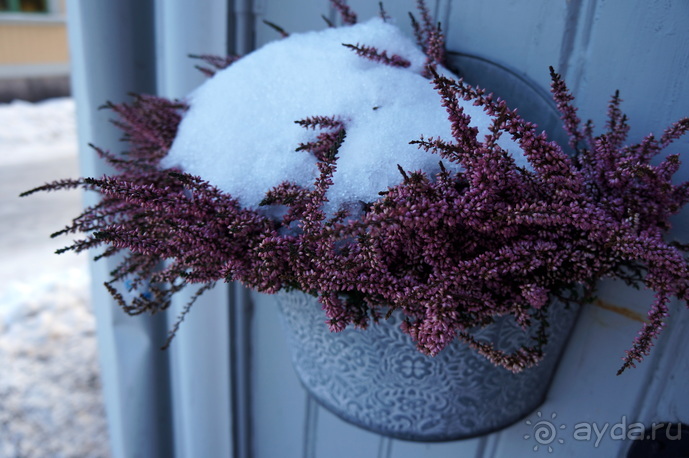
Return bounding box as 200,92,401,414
22,0,689,375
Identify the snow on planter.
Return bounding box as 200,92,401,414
164,18,526,213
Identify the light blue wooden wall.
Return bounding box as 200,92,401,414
248,1,689,457
68,0,688,457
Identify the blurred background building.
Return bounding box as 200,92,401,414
0,0,69,102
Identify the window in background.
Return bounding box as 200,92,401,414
0,0,48,13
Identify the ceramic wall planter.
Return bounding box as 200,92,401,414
276,291,580,441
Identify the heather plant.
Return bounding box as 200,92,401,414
23,0,689,375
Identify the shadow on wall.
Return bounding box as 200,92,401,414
0,74,70,102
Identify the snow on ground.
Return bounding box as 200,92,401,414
0,98,110,457
0,98,78,168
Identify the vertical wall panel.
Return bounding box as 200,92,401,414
634,301,689,427
155,0,229,97
566,0,689,142
66,2,174,458
390,438,484,458
153,2,233,457
346,0,417,35
445,0,569,91
253,0,432,49
251,291,309,458
313,407,385,457
253,0,331,48
165,283,232,458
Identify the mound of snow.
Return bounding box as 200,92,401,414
165,18,525,212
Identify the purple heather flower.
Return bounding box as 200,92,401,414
330,0,357,26
22,3,689,375
342,43,411,68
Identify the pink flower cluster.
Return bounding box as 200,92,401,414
24,1,689,374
